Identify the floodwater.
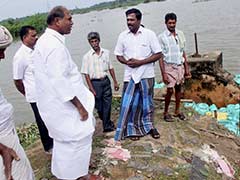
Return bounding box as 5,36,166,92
0,0,239,125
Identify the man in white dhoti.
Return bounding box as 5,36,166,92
32,6,95,180
0,26,35,180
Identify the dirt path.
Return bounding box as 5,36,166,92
26,101,240,180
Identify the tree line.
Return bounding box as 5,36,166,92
0,0,165,40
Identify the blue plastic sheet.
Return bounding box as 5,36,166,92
184,102,240,136
209,104,218,112
233,74,240,85
194,103,209,115
154,82,165,89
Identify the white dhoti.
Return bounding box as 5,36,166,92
33,32,96,179
0,129,35,180
52,133,93,180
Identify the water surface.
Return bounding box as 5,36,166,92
1,0,239,125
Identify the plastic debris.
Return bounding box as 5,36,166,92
105,138,118,147
184,102,240,136
154,82,165,89
233,74,240,85
103,138,131,161
206,112,228,121
184,102,195,108
209,104,218,112
194,144,235,178
185,102,209,115
103,147,131,161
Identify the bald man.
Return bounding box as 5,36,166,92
32,6,97,180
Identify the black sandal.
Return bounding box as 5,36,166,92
174,113,186,120
149,128,160,139
164,114,174,122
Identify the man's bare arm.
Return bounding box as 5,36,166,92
127,52,162,68
83,74,96,96
109,68,119,91
14,80,25,96
116,55,128,65
70,96,88,120
183,51,191,79
159,55,169,85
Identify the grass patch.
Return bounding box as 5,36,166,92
16,123,40,149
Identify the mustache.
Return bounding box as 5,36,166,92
128,24,144,27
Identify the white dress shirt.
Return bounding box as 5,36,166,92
114,26,162,83
32,28,95,141
13,44,36,102
81,48,113,79
0,89,14,137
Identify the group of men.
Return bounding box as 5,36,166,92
0,5,190,180
114,9,191,142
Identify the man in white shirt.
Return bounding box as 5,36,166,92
32,6,96,180
0,25,34,180
81,32,119,133
158,13,191,122
114,8,162,142
13,25,53,153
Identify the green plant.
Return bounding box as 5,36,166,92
16,123,40,148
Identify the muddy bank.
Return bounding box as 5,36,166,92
184,51,240,107
24,99,240,180
183,76,239,107
21,52,240,179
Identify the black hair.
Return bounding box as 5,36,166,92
47,6,66,25
125,8,142,20
19,25,36,41
165,13,177,23
87,32,100,41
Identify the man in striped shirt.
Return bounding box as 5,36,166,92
158,13,191,122
81,32,119,133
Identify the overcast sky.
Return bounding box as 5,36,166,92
0,0,113,20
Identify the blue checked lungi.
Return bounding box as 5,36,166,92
114,78,154,141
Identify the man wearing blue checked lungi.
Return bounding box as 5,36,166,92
114,8,162,141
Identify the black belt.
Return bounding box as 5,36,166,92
91,76,108,81
166,62,183,66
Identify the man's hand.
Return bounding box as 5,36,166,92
70,96,89,121
0,144,20,180
78,106,88,121
162,73,170,85
127,58,142,68
114,82,120,91
184,71,192,79
182,52,191,80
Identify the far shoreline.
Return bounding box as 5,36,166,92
0,0,165,40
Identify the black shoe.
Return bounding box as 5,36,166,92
103,128,115,133
109,121,115,129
